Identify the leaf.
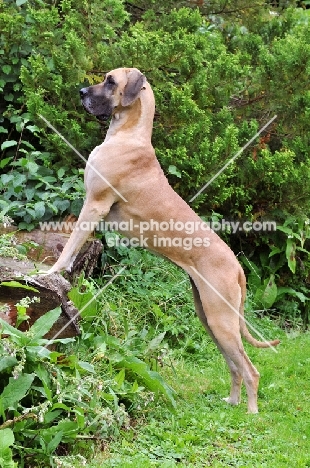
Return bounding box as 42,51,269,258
70,198,84,216
34,201,45,218
24,187,35,201
47,431,63,455
4,93,14,102
146,332,166,353
152,304,164,318
26,161,39,174
268,246,283,257
0,141,17,151
0,174,14,186
35,364,52,401
286,238,296,273
57,168,65,179
42,176,57,183
261,276,278,308
0,157,12,169
0,356,18,373
56,419,79,439
26,345,50,358
277,225,294,235
40,420,78,444
0,428,14,449
241,256,261,276
0,447,16,468
43,410,63,425
277,287,308,303
1,65,11,75
255,274,278,309
0,318,29,342
49,337,76,345
0,429,16,468
117,356,176,408
68,288,97,320
25,124,39,133
77,361,95,373
51,403,72,412
0,281,39,293
168,165,182,178
12,173,26,188
21,140,35,150
28,306,62,340
115,368,125,388
0,374,35,411
131,380,140,393
53,199,70,213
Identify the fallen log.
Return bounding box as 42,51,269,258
0,258,80,339
0,222,103,339
0,223,103,280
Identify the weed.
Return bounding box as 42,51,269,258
0,295,174,467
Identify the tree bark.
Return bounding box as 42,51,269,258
0,225,103,280
0,226,103,339
0,260,80,339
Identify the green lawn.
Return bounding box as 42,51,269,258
77,331,310,467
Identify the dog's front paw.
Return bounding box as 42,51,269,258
34,268,58,276
46,261,72,275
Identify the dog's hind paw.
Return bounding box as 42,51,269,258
222,396,240,406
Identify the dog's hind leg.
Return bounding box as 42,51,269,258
190,278,243,405
189,277,259,413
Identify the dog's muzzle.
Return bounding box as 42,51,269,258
79,88,112,121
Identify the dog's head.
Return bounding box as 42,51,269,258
80,68,145,121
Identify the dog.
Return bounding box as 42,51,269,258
48,67,280,413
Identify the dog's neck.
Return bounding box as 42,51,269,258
104,81,155,143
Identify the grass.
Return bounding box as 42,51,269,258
70,251,310,467
11,247,305,468
74,328,310,467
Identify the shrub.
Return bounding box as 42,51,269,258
0,1,309,325
0,297,175,466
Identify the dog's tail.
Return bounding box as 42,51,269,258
238,270,280,349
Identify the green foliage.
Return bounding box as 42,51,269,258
0,232,28,259
0,0,308,348
68,271,176,408
0,150,85,229
240,214,310,327
0,295,174,466
97,245,199,345
0,0,128,228
74,332,310,468
0,0,129,159
1,1,310,220
1,3,310,462
0,428,16,468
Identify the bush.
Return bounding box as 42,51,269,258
0,2,309,322
1,2,310,217
0,294,175,466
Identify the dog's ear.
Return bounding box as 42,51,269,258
121,69,145,107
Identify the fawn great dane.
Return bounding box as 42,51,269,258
48,67,280,413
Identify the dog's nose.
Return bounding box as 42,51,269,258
79,88,88,98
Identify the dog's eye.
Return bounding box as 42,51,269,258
106,75,116,87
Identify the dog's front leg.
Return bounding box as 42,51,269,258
48,199,111,273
